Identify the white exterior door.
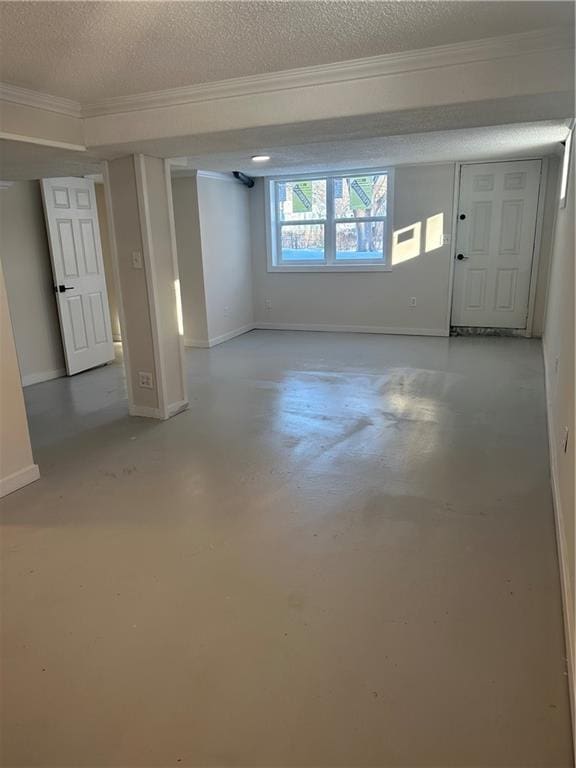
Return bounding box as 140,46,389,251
41,177,114,375
451,160,541,328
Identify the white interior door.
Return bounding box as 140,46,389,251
451,160,541,329
41,177,114,375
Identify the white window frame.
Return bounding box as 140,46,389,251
266,167,394,272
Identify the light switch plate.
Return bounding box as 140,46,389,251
132,251,143,269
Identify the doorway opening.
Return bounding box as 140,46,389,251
0,176,128,453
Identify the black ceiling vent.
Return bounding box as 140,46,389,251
233,171,255,188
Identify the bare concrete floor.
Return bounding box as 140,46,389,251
1,331,572,767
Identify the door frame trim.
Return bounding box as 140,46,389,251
445,163,461,333
525,157,548,337
448,156,547,337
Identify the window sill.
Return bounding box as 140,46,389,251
267,264,393,274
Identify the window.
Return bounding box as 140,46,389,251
267,169,393,271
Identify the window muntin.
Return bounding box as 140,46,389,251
269,170,391,270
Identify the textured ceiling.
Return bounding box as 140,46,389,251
171,121,571,176
0,1,573,102
1,120,568,181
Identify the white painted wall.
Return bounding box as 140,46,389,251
542,145,575,726
171,176,209,345
0,181,65,384
0,258,39,496
251,164,455,335
95,182,121,341
197,175,253,345
172,173,253,347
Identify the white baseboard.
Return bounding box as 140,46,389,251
185,324,255,349
207,324,255,347
129,400,189,420
21,368,66,387
184,338,210,348
254,322,449,337
167,399,189,418
0,464,40,497
128,404,163,419
543,342,575,738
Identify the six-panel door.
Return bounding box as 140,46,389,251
41,178,115,375
452,160,541,329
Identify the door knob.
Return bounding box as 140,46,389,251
456,253,465,260
57,285,75,292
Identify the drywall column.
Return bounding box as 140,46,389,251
0,258,39,496
104,155,188,419
543,144,575,734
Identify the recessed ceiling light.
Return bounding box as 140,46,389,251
251,155,271,162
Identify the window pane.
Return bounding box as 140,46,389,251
335,221,384,261
280,224,325,262
278,179,326,221
334,174,387,219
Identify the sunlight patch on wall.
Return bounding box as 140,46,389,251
174,279,184,336
425,213,444,253
392,221,421,265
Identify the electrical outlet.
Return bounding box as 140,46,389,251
132,251,143,270
409,297,417,307
223,305,230,317
138,371,153,389
442,234,451,245
265,298,272,310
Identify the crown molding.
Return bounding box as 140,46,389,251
0,83,81,118
0,27,571,124
82,26,572,118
